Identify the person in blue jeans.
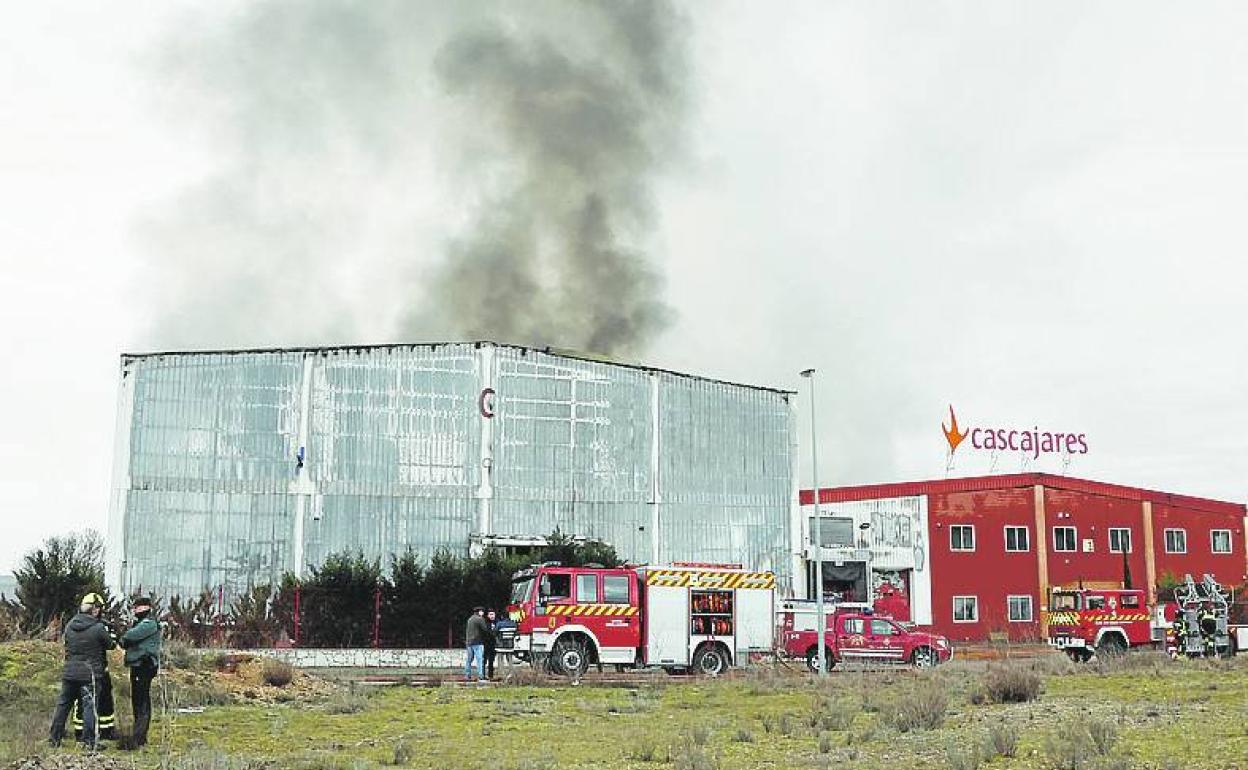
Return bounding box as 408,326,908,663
464,607,490,681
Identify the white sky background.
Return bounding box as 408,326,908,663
2,2,1246,572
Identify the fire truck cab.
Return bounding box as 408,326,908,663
502,562,775,677
1046,587,1153,661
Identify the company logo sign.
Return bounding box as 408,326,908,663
943,406,1088,459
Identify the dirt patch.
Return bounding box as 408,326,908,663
6,754,137,770
166,654,337,704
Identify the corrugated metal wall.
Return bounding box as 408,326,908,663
110,343,794,599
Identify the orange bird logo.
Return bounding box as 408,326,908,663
942,405,968,453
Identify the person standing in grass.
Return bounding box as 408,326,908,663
119,597,161,747
483,609,499,680
50,594,115,749
464,606,490,682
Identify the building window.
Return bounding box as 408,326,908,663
1164,529,1187,554
576,574,599,604
1211,530,1232,554
953,596,978,623
809,516,856,548
1005,526,1029,552
1053,526,1077,552
950,525,975,552
1007,595,1033,622
1109,528,1132,554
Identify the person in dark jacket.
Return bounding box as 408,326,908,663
119,597,161,747
483,609,498,680
49,593,116,749
464,607,490,682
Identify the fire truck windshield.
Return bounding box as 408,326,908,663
510,577,534,604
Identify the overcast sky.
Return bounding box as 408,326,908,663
2,2,1246,573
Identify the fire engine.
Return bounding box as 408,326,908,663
778,603,952,670
1045,587,1155,661
501,562,775,676
1047,574,1248,661
1167,573,1247,658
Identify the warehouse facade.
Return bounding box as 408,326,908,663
106,342,798,600
801,474,1248,641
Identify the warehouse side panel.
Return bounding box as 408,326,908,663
488,347,654,559
301,345,480,567
105,361,137,596
657,373,793,584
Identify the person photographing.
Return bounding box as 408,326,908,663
119,597,161,747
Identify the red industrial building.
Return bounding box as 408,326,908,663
801,474,1247,642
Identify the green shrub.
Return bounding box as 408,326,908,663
983,663,1042,703
1087,716,1118,756
885,680,947,732
984,722,1019,759
262,657,295,687
163,638,200,669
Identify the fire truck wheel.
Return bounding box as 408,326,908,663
805,646,834,673
692,644,730,676
551,636,590,678
1096,635,1127,658
910,646,936,668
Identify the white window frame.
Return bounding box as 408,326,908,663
1004,526,1030,553
1164,528,1187,554
1108,528,1132,554
1211,529,1232,554
1007,595,1034,623
950,524,976,552
1053,526,1077,553
952,595,979,623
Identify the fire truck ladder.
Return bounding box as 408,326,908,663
1174,574,1231,657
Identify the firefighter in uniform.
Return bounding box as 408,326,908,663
70,594,118,741
49,593,115,749
1198,605,1217,655
1171,612,1188,657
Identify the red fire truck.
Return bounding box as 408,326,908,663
502,562,775,676
1047,577,1248,661
778,604,953,670
1045,587,1157,661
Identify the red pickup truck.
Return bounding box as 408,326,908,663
781,607,953,670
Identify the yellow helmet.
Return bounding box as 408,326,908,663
80,592,104,607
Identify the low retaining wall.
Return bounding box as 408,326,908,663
229,648,466,669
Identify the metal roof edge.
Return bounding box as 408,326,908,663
119,340,795,396
803,472,1245,516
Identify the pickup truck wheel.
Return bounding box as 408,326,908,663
693,644,729,676
910,646,936,668
1066,648,1092,663
805,646,834,673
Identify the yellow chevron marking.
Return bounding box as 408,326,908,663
646,570,776,589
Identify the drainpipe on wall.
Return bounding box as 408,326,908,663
475,343,497,555
291,355,315,579
1033,484,1050,638
649,373,661,564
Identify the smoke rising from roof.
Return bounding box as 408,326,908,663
138,1,688,357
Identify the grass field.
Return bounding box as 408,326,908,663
3,641,1246,770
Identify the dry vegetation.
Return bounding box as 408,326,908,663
4,643,1247,770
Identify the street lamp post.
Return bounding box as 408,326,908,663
799,368,826,676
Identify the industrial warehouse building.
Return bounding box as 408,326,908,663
105,342,798,600
803,474,1248,641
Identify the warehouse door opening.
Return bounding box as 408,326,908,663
807,561,867,603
